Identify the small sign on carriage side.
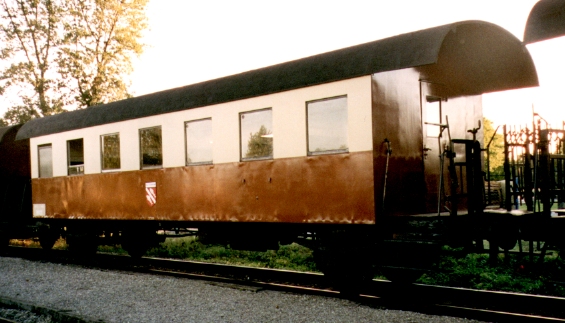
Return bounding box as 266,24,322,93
145,182,157,207
33,204,46,218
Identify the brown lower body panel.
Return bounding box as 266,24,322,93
32,151,375,224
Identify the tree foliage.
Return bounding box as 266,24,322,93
483,117,505,178
59,0,147,107
245,125,273,158
0,0,65,123
0,0,148,125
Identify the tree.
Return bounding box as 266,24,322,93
245,125,273,158
0,0,66,123
483,117,505,179
0,0,148,124
58,0,147,108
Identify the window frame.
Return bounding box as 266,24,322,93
38,144,53,178
184,118,213,166
67,138,84,176
139,126,163,170
425,95,443,138
306,95,349,156
239,108,273,162
100,132,121,172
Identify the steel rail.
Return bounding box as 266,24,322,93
3,246,565,322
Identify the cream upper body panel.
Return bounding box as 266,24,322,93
29,75,372,178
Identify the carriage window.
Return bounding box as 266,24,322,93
38,144,53,178
240,109,273,161
67,139,84,175
101,133,120,171
139,126,162,169
307,96,348,155
185,118,213,165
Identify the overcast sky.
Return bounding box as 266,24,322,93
4,1,561,128
129,0,565,128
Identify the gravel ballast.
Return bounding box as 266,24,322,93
0,257,482,323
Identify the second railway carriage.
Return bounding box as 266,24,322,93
4,20,538,275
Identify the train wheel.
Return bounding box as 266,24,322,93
121,229,161,258
66,233,98,255
490,223,518,251
314,249,374,294
36,223,61,251
313,231,376,296
380,267,424,284
125,246,147,258
122,240,149,258
0,234,9,253
379,241,440,283
38,234,59,250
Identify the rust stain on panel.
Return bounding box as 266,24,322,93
32,151,375,224
371,70,427,217
371,68,484,216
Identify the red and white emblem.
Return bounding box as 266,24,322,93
145,182,157,207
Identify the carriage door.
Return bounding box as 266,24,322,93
421,82,445,213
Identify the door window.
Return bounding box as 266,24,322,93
139,126,163,169
67,139,84,175
38,144,53,178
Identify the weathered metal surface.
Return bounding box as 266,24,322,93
0,125,30,178
371,69,426,217
32,151,375,224
524,0,565,44
419,22,538,97
371,65,483,217
0,125,31,222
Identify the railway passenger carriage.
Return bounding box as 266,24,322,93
27,76,375,225
0,20,540,279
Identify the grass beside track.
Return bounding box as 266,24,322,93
9,237,565,297
420,246,565,297
145,237,318,273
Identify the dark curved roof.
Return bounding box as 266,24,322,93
0,125,20,143
16,20,538,140
524,0,565,44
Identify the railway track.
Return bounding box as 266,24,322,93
2,246,565,323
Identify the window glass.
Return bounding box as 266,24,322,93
240,109,273,160
101,133,120,170
67,139,84,175
185,118,213,165
426,98,441,137
307,96,348,154
38,144,53,178
139,126,162,169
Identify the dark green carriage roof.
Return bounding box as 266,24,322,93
16,20,538,140
0,126,14,143
524,0,565,44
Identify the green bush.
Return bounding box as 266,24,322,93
418,247,565,296
144,237,317,272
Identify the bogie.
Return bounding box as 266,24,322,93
121,229,164,258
